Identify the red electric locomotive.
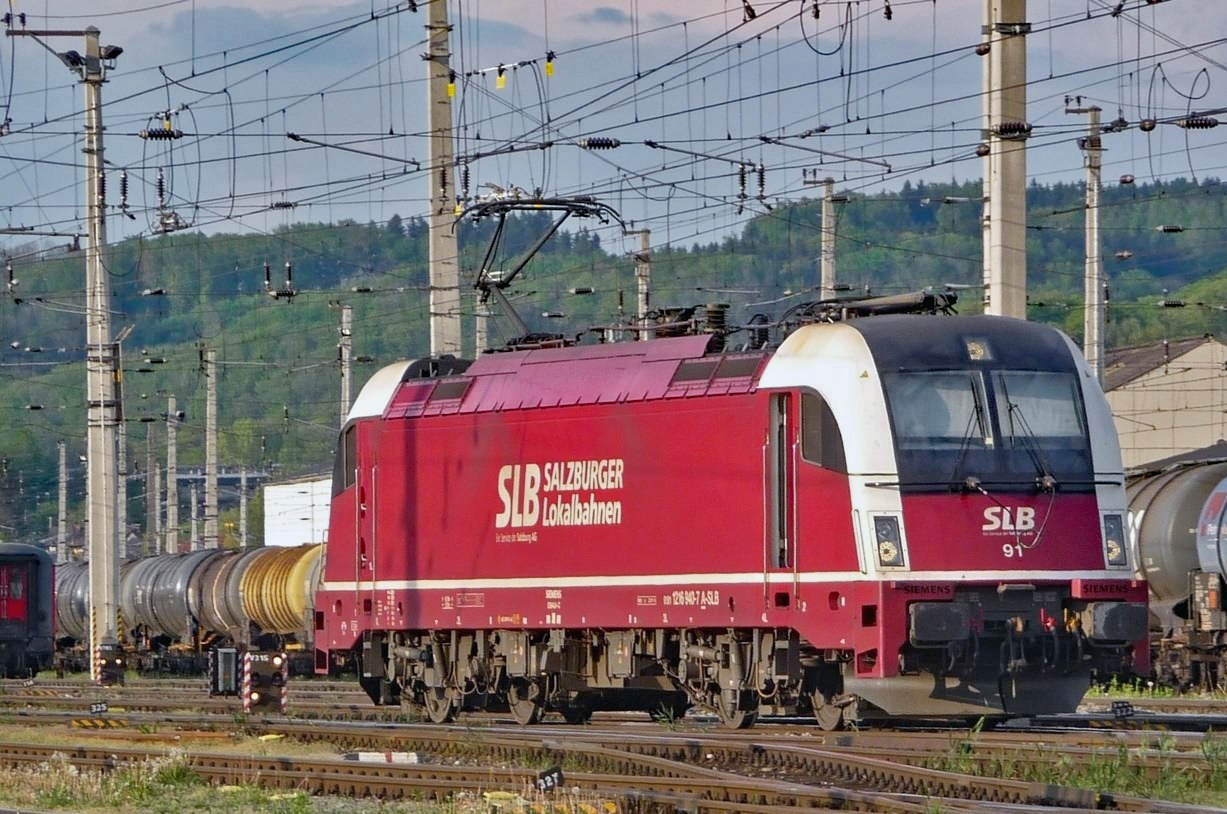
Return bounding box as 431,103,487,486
315,309,1147,728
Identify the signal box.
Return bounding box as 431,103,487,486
208,647,240,697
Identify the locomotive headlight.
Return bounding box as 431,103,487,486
272,655,284,668
873,516,905,567
1102,514,1128,567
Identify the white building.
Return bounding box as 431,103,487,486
263,476,331,547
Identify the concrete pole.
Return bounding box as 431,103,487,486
239,467,248,547
151,462,161,556
144,425,155,549
80,26,119,678
339,305,352,426
165,395,178,555
115,367,127,559
190,479,199,550
56,442,67,565
1075,105,1104,384
426,0,461,356
981,0,993,313
985,0,1029,318
474,296,489,355
625,229,654,341
203,348,218,548
820,178,836,300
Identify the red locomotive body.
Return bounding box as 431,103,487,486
316,315,1147,727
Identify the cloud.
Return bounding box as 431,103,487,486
573,7,633,27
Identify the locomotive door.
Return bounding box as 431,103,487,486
765,392,800,606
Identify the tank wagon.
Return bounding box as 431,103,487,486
54,545,322,673
314,313,1148,729
1129,460,1227,689
0,543,54,677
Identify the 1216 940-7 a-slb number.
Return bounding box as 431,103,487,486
665,589,719,607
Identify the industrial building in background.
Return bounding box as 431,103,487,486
1105,335,1227,469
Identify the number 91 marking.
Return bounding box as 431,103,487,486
1002,543,1024,559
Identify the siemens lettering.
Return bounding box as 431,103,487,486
496,460,625,530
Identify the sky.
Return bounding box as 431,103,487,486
0,0,1224,261
0,0,1222,484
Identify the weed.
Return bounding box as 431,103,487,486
650,701,681,728
1086,676,1176,699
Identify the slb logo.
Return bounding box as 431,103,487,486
982,506,1035,533
496,464,540,528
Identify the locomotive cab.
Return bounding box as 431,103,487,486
759,316,1148,719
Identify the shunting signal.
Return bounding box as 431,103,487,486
242,650,288,713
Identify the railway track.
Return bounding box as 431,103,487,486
0,699,1221,813
0,729,1216,814
3,679,1225,810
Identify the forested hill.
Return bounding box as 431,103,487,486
2,176,1226,541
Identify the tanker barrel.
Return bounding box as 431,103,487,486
241,545,322,634
1128,461,1227,602
54,561,90,641
1195,476,1227,581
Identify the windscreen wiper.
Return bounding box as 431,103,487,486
1005,401,1058,491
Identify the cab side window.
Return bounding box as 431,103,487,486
332,426,358,496
800,392,847,473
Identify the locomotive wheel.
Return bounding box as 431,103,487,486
811,688,845,731
508,679,542,725
717,690,757,730
813,700,845,731
422,687,457,724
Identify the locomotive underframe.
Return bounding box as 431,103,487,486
355,583,1143,729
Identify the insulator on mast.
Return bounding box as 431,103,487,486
263,261,272,291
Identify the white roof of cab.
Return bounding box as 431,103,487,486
347,361,412,422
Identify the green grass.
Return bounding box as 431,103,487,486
930,723,1227,807
0,748,474,813
1085,676,1178,698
